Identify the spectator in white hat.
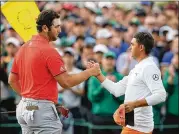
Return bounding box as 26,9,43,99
96,28,112,46
93,44,108,65
2,37,20,72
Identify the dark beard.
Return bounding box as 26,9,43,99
47,31,56,41
51,36,57,41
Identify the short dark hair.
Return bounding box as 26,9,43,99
76,36,85,41
134,32,154,54
36,10,60,32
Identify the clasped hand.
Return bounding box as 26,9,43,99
86,60,101,77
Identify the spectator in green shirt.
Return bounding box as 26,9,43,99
163,52,178,125
87,51,124,134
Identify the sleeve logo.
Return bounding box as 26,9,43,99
152,74,159,81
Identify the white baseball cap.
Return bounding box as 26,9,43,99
98,2,112,8
95,16,107,26
84,2,96,12
5,37,20,47
159,25,176,41
93,44,108,53
63,47,75,56
96,28,112,39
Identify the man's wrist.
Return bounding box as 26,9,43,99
96,73,105,83
132,101,137,108
85,69,92,77
133,99,148,108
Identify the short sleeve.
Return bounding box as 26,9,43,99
11,57,18,74
45,48,66,76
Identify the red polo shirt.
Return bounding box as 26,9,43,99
11,34,66,103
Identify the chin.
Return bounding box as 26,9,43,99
52,37,57,41
131,55,136,59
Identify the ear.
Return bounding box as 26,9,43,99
140,45,144,51
42,25,49,33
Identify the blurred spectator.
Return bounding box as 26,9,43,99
93,44,108,66
129,17,140,33
138,15,156,33
58,47,85,134
73,36,85,56
116,48,159,76
168,18,178,35
2,37,21,106
159,25,177,42
87,51,124,134
140,1,154,15
156,13,167,28
162,37,178,64
96,28,112,46
1,37,20,71
0,67,16,116
5,25,23,43
0,67,10,121
1,24,6,45
80,44,108,112
0,67,9,101
151,27,165,61
73,18,86,37
163,52,178,125
76,41,94,70
135,8,146,26
116,49,138,75
108,36,128,58
161,37,178,77
110,24,129,57
164,3,178,20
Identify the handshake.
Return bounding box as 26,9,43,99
86,60,101,77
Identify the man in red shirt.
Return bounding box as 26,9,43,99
8,10,100,134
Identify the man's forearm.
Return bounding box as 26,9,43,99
68,70,90,87
124,99,149,113
62,70,92,88
55,69,95,89
133,99,148,108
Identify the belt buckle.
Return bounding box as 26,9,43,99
26,105,39,111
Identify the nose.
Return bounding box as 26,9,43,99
58,27,61,33
128,46,132,51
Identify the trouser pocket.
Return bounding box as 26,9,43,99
51,104,59,120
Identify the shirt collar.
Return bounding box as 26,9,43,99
31,34,50,43
135,56,152,68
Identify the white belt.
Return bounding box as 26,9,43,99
21,97,54,103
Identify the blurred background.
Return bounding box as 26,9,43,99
0,1,178,134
